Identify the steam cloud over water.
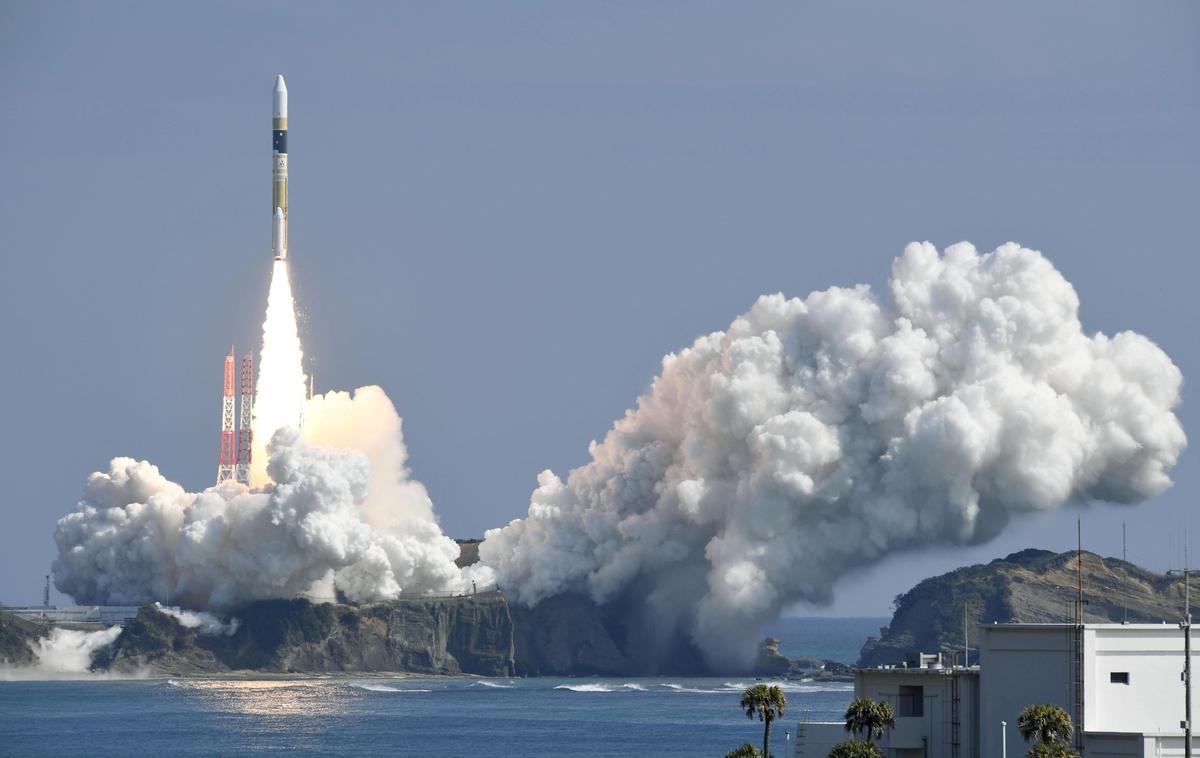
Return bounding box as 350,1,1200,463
480,242,1186,669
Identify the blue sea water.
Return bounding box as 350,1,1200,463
763,616,887,664
0,617,885,757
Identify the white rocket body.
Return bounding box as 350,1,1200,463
272,75,288,261
272,206,286,260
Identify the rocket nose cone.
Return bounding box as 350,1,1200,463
273,75,288,119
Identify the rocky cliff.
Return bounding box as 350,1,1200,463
95,588,716,677
100,592,515,677
857,548,1190,667
0,610,47,666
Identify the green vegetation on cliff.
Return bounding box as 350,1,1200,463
858,548,1189,667
0,610,47,666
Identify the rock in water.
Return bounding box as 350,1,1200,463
750,637,791,676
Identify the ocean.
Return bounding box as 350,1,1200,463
0,617,885,757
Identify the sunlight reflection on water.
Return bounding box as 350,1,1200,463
168,679,352,717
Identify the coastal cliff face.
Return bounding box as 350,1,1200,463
100,592,516,677
858,548,1190,667
95,589,712,677
0,610,47,666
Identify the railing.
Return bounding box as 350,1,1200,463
305,584,501,604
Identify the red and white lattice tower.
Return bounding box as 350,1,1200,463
235,350,254,485
216,347,237,484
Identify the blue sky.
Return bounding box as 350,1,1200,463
1,1,1197,613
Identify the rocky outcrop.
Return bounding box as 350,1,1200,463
751,637,791,676
100,592,515,677
455,539,482,568
858,548,1191,668
0,610,47,666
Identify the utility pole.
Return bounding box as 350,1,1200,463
1123,522,1128,624
964,603,969,668
1184,532,1193,758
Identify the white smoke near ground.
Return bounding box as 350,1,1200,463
480,242,1187,670
154,603,240,636
0,626,125,679
53,386,469,610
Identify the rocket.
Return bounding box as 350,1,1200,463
272,75,288,260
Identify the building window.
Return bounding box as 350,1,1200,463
898,685,924,717
1110,672,1130,684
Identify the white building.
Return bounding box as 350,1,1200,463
796,624,1197,758
796,654,979,758
981,623,1195,758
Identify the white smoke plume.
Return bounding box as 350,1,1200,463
154,603,240,636
0,626,124,679
53,386,468,609
480,242,1186,670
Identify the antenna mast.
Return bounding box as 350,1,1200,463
1123,522,1128,624
1072,518,1085,751
1184,530,1193,758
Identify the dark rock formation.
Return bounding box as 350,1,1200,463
101,592,515,676
858,548,1190,668
455,539,482,568
510,593,630,676
0,610,47,666
512,592,713,676
750,637,791,676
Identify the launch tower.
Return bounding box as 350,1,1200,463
216,347,237,484
216,347,256,486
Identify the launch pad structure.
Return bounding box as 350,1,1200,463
216,347,254,486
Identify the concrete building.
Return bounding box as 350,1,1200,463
796,654,979,758
796,624,1196,758
981,623,1195,758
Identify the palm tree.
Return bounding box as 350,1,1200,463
725,744,762,758
828,741,883,758
843,697,896,743
1016,704,1073,746
741,684,787,758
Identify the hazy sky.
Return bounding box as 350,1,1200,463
1,1,1197,614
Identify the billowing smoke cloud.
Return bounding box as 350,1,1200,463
481,242,1186,670
53,386,470,609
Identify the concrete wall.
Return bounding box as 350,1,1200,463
979,624,1198,758
979,625,1076,758
793,722,846,758
1085,625,1193,735
1082,732,1144,758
